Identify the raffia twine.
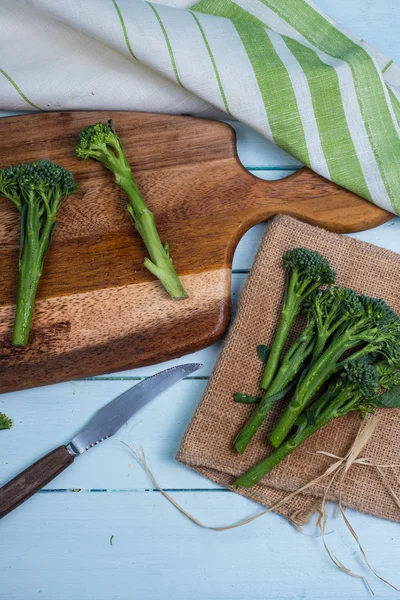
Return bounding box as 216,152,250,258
120,415,400,594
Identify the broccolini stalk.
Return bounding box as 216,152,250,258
269,296,400,448
0,413,12,430
234,360,384,489
304,287,364,364
260,248,335,391
76,120,187,300
234,317,316,454
0,160,77,346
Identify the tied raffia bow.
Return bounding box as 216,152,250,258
121,415,400,592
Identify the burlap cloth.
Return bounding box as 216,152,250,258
177,215,400,525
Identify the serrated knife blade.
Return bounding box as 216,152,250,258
0,363,202,519
67,363,202,456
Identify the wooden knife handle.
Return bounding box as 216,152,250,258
0,446,74,519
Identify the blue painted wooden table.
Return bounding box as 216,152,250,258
1,2,400,598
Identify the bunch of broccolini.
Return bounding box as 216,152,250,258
234,359,399,488
233,248,400,489
0,160,77,345
76,120,187,300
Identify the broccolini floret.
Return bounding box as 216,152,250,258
0,160,77,345
260,248,335,391
76,120,187,300
304,287,364,363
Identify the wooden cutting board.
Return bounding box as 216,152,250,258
0,112,391,393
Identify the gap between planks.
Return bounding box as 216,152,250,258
38,488,227,493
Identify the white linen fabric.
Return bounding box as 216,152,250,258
1,0,400,213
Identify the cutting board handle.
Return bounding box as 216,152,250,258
234,166,391,235
0,446,74,519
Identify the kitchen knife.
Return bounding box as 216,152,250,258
0,363,202,519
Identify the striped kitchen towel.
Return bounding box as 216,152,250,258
1,0,400,214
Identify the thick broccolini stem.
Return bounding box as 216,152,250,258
268,334,356,448
76,121,187,300
234,323,315,453
294,388,331,429
260,273,299,391
120,177,187,300
234,406,336,488
12,246,42,346
12,203,55,346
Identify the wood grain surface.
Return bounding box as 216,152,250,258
0,111,391,393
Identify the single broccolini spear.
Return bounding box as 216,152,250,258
0,413,12,430
76,120,187,300
0,160,77,346
234,359,400,489
269,296,400,448
234,316,316,454
260,248,335,391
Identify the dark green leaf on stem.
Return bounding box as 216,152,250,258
257,345,270,362
376,384,400,408
264,380,298,406
306,408,316,426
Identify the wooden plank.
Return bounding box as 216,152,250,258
0,379,218,490
1,491,399,600
316,0,400,61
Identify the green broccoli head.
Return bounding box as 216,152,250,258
0,164,23,210
356,296,400,364
304,286,363,321
0,160,77,214
341,360,380,399
20,160,77,207
76,120,127,174
331,287,364,318
283,249,336,302
354,358,400,418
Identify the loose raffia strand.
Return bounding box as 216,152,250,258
120,416,400,591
